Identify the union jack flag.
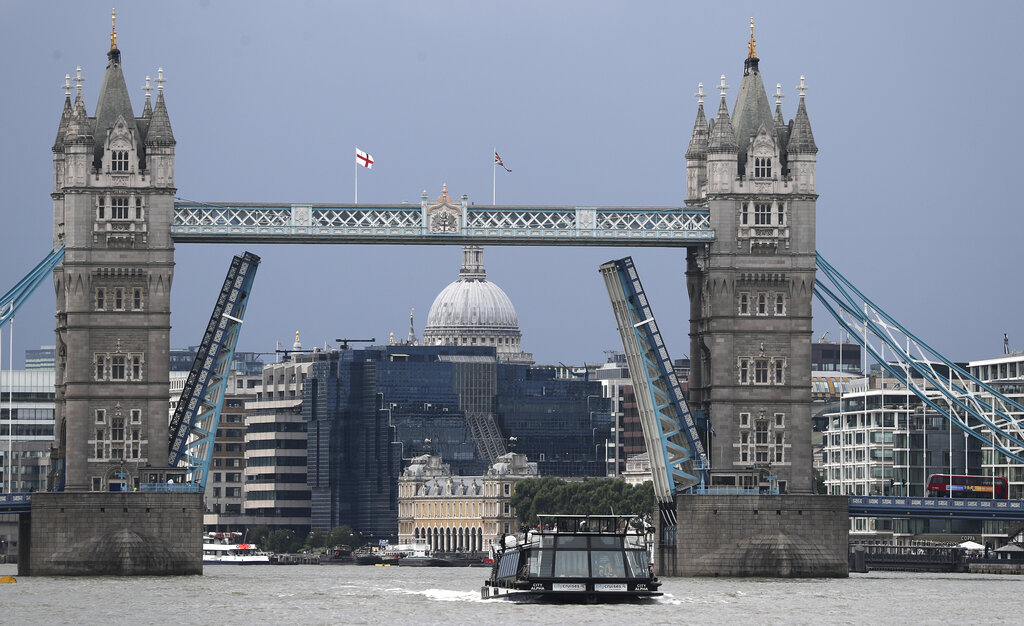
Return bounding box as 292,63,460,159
494,151,511,173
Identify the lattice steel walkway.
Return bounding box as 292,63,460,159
171,200,714,246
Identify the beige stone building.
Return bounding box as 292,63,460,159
398,453,537,553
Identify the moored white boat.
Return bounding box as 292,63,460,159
203,532,270,565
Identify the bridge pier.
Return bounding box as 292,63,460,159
20,492,201,576
658,494,848,577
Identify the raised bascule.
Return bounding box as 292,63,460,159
5,17,1024,576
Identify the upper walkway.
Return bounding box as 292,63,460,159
171,202,714,246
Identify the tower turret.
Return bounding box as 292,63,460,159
684,83,709,202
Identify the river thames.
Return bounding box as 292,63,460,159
2,563,1020,624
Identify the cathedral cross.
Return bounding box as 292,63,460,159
694,82,706,105
796,75,808,99
773,83,785,106
142,75,154,102
717,75,729,98
73,66,85,97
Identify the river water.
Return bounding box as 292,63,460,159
2,563,1020,625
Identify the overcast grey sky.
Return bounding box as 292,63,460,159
1,1,1021,367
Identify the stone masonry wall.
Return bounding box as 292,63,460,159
24,492,202,576
659,494,848,577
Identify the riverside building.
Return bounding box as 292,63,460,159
397,453,537,552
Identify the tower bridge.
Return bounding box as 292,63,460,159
16,17,1021,578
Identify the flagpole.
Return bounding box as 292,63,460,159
492,147,496,205
354,146,358,204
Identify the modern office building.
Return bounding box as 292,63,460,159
968,352,1024,500
303,343,612,539
0,370,56,492
243,354,315,534
24,346,56,371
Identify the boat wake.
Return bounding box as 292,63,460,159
418,588,485,603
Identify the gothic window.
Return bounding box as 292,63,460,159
739,359,749,384
754,359,769,384
131,409,141,423
777,203,786,225
114,288,124,310
111,197,130,220
111,356,127,380
97,198,105,219
757,293,767,315
96,408,106,423
131,356,142,380
739,412,750,427
111,418,125,441
111,150,129,172
740,204,749,225
739,292,750,315
754,203,771,225
135,198,143,220
774,359,785,384
774,413,785,428
95,288,106,310
775,293,786,315
754,157,772,178
755,421,769,444
775,432,786,462
132,288,143,310
95,355,106,380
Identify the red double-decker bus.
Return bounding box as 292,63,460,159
926,474,1008,499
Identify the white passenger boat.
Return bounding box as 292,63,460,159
203,532,270,565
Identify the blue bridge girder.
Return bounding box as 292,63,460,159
170,201,715,246
849,496,1024,521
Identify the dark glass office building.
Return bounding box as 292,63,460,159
304,345,612,536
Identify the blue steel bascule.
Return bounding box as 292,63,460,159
165,252,260,492
600,257,709,526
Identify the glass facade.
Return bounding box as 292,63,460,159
303,345,614,538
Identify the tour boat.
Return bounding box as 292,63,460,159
481,514,661,602
202,532,270,565
383,537,450,567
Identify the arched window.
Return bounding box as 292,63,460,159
754,157,772,178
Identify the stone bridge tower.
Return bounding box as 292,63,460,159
50,21,176,491
685,28,817,493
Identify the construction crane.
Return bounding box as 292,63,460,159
335,338,376,350
167,251,261,491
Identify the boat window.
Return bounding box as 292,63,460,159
529,549,554,577
591,536,621,549
555,535,587,549
553,550,589,578
540,535,555,549
497,551,520,579
625,549,651,578
590,551,626,578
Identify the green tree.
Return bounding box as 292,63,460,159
510,477,655,526
265,529,301,554
328,525,362,549
306,530,327,551
248,525,270,548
